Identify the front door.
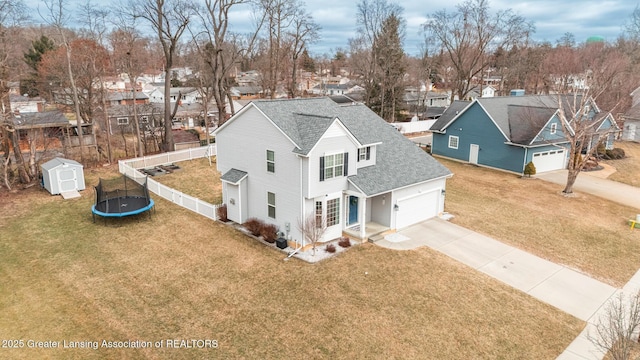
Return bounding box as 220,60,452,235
348,196,358,225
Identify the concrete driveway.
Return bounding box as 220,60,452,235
536,169,640,210
375,218,617,323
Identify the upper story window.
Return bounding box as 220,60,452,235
140,116,149,124
267,192,276,218
550,123,557,135
358,147,371,162
448,135,459,149
266,150,275,173
320,152,348,181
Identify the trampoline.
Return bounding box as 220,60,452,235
92,175,154,222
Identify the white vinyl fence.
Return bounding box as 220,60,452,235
390,120,436,134
119,145,221,221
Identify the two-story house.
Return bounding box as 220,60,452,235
214,98,452,246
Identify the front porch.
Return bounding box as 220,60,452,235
343,222,391,241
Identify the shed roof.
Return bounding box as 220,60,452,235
41,157,82,171
12,110,69,129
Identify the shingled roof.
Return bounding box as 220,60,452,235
245,97,452,196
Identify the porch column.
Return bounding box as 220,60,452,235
359,196,366,240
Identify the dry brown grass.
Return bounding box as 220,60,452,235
442,158,640,287
0,162,583,359
603,141,640,187
151,157,222,204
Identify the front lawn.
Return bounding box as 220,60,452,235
442,158,640,287
0,163,582,359
602,141,640,187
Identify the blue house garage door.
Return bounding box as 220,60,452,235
532,149,566,173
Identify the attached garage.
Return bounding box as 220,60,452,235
531,149,566,173
41,158,85,195
395,189,440,229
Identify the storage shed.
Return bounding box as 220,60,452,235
41,158,85,195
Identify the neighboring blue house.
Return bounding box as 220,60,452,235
430,95,618,174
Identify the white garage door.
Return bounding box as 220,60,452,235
396,190,439,229
532,149,566,173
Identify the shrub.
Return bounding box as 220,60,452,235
325,244,336,253
605,148,625,160
260,223,279,243
243,218,264,237
338,237,351,248
216,204,228,222
523,161,536,177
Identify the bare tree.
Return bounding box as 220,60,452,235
0,0,30,187
41,0,87,160
589,291,640,360
297,211,327,256
423,0,533,102
190,0,264,127
258,0,296,99
124,0,192,152
284,5,320,98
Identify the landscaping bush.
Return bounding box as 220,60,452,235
523,161,536,177
260,223,279,243
325,244,336,253
338,237,351,248
216,204,228,222
243,218,264,237
605,148,626,160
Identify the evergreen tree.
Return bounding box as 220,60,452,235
371,14,405,122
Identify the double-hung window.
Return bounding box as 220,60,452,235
358,147,371,161
320,152,348,181
266,150,275,173
550,123,557,135
267,192,276,218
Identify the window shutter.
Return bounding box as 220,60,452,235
343,152,349,176
366,146,371,160
319,156,325,181
357,149,360,162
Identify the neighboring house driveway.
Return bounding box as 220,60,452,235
374,218,640,359
535,169,640,210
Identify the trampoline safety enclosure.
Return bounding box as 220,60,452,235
92,176,154,222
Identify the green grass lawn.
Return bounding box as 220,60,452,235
0,163,582,359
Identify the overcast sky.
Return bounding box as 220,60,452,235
25,0,636,57
228,0,636,57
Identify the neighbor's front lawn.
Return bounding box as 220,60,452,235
442,158,640,287
602,141,640,187
0,163,581,359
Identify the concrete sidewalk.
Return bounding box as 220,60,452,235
374,218,620,359
536,170,640,210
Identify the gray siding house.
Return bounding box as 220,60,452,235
214,98,452,246
431,95,617,174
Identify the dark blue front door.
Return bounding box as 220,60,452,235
348,196,358,225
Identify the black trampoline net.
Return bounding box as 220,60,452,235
94,176,151,213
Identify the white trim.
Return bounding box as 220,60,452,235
304,118,363,156
213,102,301,150
433,100,475,132
448,135,459,149
527,109,563,145
475,100,511,141
117,117,129,125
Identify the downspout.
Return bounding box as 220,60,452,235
523,147,528,174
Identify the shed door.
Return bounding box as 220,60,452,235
469,144,479,165
532,149,566,173
58,168,77,192
395,190,439,229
